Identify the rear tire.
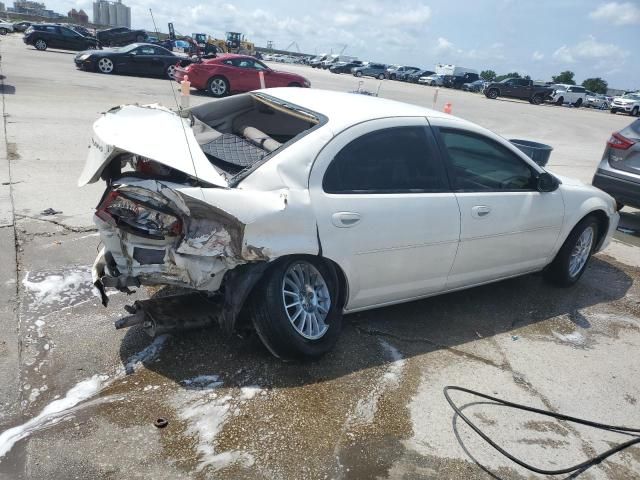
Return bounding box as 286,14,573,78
544,215,599,287
248,257,343,361
574,98,583,108
377,73,385,80
556,97,564,105
610,109,617,114
632,106,639,117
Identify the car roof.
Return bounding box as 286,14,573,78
254,88,455,132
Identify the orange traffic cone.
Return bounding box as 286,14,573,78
444,102,452,114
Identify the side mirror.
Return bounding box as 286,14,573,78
536,172,559,192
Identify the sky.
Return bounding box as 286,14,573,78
46,0,639,88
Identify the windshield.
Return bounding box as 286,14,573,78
622,93,640,99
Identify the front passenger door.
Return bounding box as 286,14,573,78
433,123,564,289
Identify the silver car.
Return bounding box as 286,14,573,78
592,119,640,209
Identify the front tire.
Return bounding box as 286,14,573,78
377,73,385,80
207,76,229,97
34,39,48,51
165,64,176,79
486,88,498,99
556,97,564,105
574,98,583,108
97,57,115,74
632,106,639,117
248,257,343,361
544,216,599,287
0,28,8,35
531,94,543,105
355,71,362,77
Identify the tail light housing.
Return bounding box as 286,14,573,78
607,132,635,150
96,191,182,239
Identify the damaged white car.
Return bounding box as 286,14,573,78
80,88,619,360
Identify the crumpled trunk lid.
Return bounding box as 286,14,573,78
78,104,228,187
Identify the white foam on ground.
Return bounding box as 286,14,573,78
350,340,406,426
173,377,255,472
0,375,105,459
239,386,262,400
0,335,169,461
22,268,96,311
552,330,586,345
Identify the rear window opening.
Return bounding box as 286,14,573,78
188,93,322,178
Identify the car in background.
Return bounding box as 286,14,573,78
309,54,329,68
69,24,92,37
83,88,619,360
96,27,148,47
407,69,434,83
0,19,14,35
585,92,610,109
24,24,98,51
610,92,640,116
443,72,480,89
75,43,188,79
550,85,587,107
419,73,445,86
387,66,420,80
329,61,363,74
462,79,486,92
322,55,357,70
174,54,310,97
13,21,31,32
484,78,553,105
592,119,640,210
352,63,387,80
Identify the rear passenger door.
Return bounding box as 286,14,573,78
309,118,461,310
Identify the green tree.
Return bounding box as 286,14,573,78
480,70,496,81
582,77,608,94
494,72,522,82
551,71,575,85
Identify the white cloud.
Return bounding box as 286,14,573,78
435,37,455,53
589,2,640,25
532,51,545,61
552,36,629,73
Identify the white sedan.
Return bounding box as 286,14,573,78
80,89,619,360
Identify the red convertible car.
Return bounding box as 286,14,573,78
174,54,310,97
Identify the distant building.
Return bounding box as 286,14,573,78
68,8,89,23
93,0,130,28
9,0,63,18
0,3,5,12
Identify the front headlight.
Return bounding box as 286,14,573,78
79,54,91,61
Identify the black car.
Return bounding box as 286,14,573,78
24,24,98,51
74,43,189,79
329,61,363,74
462,79,486,92
352,63,387,80
69,24,92,37
443,72,480,89
96,27,148,47
13,21,32,32
407,69,434,83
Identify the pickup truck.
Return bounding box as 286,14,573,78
549,84,588,107
484,78,553,105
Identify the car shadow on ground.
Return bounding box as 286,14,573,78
30,49,75,55
118,256,633,390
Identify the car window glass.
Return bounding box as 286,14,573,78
323,126,446,194
135,47,155,55
61,28,76,37
45,26,57,33
439,129,535,191
253,60,268,70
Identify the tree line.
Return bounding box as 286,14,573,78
479,70,608,94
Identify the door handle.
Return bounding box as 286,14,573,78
471,205,491,218
331,212,362,228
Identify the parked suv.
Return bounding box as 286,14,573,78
329,61,363,74
592,119,640,209
387,66,420,80
407,69,434,83
443,72,480,89
610,92,640,116
96,27,148,47
419,73,445,86
24,24,98,51
352,63,387,80
550,85,587,107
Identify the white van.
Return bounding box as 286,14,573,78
435,64,478,76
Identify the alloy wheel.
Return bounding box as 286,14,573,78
568,226,594,278
167,64,176,79
281,262,331,340
98,58,114,73
210,78,227,95
35,39,47,50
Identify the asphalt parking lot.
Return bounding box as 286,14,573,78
1,35,640,479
